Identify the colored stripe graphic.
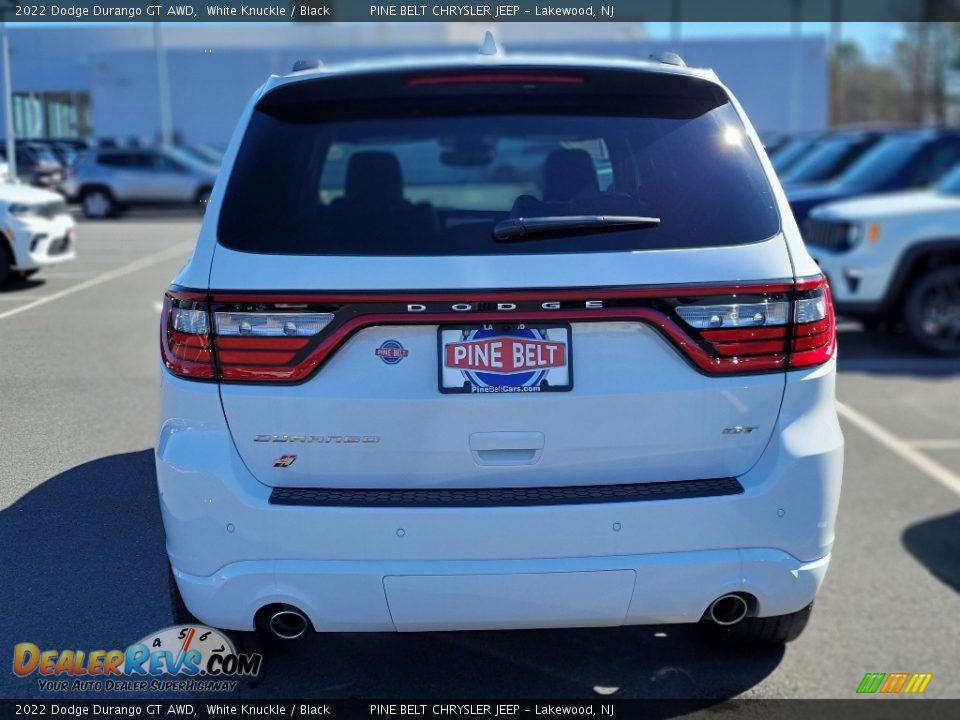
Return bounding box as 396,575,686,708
904,674,934,694
879,673,909,693
857,673,885,694
858,672,933,694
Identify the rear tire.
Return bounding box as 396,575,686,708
18,269,39,280
903,265,960,355
81,187,116,219
700,602,813,646
0,242,11,286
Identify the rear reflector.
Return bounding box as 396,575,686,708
160,275,836,383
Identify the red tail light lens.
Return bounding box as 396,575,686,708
675,295,791,372
212,310,334,380
161,291,338,382
789,276,836,368
672,275,835,372
160,293,215,379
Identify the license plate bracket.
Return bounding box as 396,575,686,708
438,324,573,394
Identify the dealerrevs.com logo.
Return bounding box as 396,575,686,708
13,626,262,692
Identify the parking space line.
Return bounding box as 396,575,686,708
0,243,192,322
0,296,50,302
906,439,960,449
837,401,960,497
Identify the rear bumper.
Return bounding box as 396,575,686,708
173,549,829,632
157,359,843,632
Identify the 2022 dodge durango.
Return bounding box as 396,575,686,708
158,50,844,647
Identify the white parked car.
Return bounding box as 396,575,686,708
158,50,843,647
806,164,960,354
0,183,76,285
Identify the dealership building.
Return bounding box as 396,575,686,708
5,23,826,144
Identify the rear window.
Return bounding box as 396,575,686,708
218,72,780,255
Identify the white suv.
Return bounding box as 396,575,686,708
0,183,76,285
807,164,960,354
158,52,844,647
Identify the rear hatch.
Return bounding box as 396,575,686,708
202,65,800,489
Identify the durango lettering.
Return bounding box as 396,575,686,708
93,6,142,16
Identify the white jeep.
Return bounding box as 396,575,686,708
807,165,960,354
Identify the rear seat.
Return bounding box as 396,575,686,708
328,152,436,247
511,148,638,218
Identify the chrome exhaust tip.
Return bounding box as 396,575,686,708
708,594,750,626
268,607,308,640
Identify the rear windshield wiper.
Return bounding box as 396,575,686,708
493,215,661,242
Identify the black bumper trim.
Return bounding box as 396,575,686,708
268,477,744,508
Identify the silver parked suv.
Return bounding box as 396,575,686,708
63,146,217,218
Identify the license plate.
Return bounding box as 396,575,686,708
438,324,573,394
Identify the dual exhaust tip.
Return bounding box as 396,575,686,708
266,605,309,641
707,593,752,626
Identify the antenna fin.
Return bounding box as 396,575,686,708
478,31,501,56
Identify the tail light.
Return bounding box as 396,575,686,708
212,310,334,380
788,276,836,368
160,276,836,383
672,275,835,372
160,293,214,379
161,291,336,382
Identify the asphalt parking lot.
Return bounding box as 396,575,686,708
1,215,959,701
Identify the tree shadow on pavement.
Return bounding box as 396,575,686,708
1,450,784,704
902,511,960,593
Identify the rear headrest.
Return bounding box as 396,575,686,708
345,151,404,205
543,148,600,202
